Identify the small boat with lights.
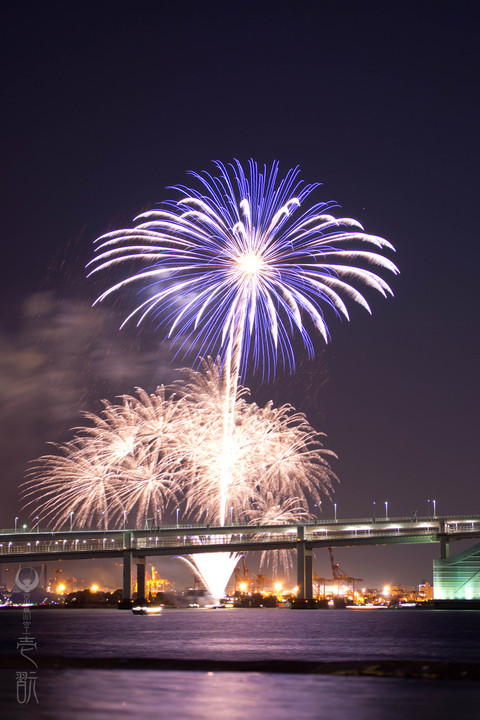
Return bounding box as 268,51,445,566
132,605,163,615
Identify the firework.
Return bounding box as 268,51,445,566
88,159,398,381
88,160,396,525
23,361,336,597
176,360,336,526
27,161,395,597
23,386,185,529
24,362,335,530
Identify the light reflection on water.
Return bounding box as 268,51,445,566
2,670,480,720
1,607,479,662
1,608,480,719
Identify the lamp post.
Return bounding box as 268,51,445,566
70,512,74,531
124,510,127,530
373,502,376,522
15,517,18,532
334,503,337,521
35,517,39,533
230,506,234,525
427,499,431,517
433,499,437,517
176,508,179,526
385,501,388,519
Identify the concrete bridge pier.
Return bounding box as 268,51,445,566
123,550,133,601
122,551,146,600
136,558,146,599
438,520,450,559
296,526,313,600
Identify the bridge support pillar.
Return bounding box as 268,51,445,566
123,550,133,601
438,520,450,559
136,558,146,600
296,526,313,600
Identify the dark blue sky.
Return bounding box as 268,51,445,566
1,1,479,587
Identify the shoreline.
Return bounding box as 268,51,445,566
1,656,479,680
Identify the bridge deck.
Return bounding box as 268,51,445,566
1,515,479,563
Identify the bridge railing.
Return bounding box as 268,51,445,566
0,538,125,556
2,514,480,538
1,516,480,558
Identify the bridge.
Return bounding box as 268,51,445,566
2,514,480,601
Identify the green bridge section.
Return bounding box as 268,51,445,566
434,543,480,601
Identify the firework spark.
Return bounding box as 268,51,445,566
176,360,336,526
23,387,186,529
88,159,398,380
24,362,335,529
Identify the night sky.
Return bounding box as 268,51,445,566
1,2,479,589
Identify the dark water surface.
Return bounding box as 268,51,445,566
1,607,480,719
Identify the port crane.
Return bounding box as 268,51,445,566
234,558,269,593
328,547,363,595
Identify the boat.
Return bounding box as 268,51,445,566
131,605,163,615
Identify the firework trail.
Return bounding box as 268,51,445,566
176,360,336,526
88,160,397,523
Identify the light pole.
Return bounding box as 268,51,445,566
385,501,388,519
70,512,74,531
15,517,18,532
433,499,437,517
230,506,233,525
334,503,337,521
427,499,431,517
35,517,39,533
373,502,376,522
176,508,179,526
124,510,127,530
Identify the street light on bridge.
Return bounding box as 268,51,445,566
385,501,389,519
334,503,337,521
14,517,18,532
70,512,74,531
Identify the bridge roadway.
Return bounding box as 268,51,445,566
2,514,479,600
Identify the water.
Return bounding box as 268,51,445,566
1,607,480,719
